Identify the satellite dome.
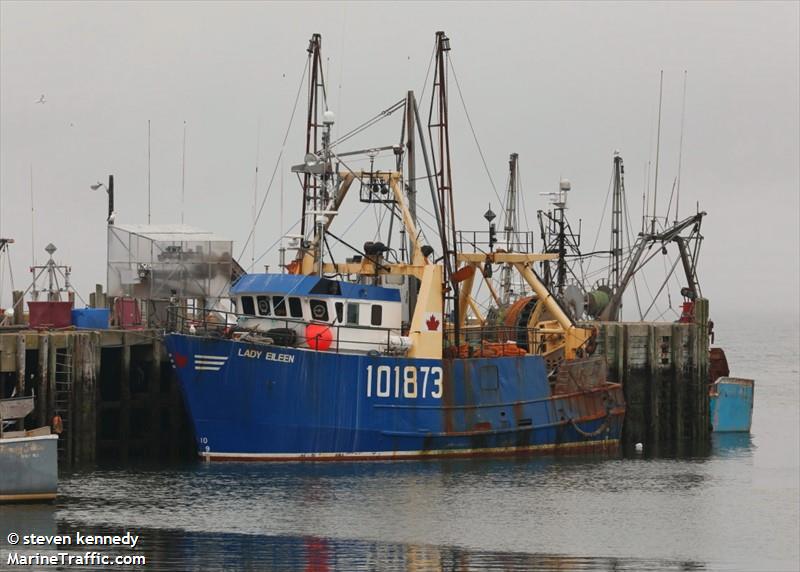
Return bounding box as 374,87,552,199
323,110,336,125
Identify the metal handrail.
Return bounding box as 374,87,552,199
165,305,592,358
166,305,403,355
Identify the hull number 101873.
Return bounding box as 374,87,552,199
365,365,443,399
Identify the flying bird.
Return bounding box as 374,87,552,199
35,94,46,104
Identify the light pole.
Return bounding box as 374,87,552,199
90,175,115,224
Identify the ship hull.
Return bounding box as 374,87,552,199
165,334,624,461
710,377,754,433
0,434,58,502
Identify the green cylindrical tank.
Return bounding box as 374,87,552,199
586,289,610,317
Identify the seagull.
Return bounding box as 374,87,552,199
35,94,46,104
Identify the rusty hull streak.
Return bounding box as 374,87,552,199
372,383,623,410
383,408,625,439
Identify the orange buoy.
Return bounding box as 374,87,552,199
306,323,333,351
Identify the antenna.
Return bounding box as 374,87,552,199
651,70,664,234
279,156,285,273
675,70,688,223
29,164,35,266
147,119,152,224
181,120,187,224
252,119,261,271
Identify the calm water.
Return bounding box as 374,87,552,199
2,316,798,571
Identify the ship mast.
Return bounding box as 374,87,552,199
610,151,625,297
500,152,520,305
427,31,460,344
300,34,328,241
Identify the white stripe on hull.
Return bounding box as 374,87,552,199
199,439,619,462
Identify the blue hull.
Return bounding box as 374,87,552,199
710,377,754,433
165,334,624,461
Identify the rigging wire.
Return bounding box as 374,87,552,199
621,181,643,319
238,57,310,265
418,42,437,105
328,100,405,150
675,70,688,223
584,164,615,281
642,254,681,320
448,56,504,208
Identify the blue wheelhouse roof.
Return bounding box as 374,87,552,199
230,274,401,302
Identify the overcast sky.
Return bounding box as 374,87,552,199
1,1,798,323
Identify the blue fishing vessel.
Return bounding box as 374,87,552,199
164,32,625,461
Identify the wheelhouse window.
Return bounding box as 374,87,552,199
240,296,256,316
272,296,287,317
256,295,271,316
335,302,344,323
288,297,303,318
371,304,383,326
309,299,329,322
346,303,359,325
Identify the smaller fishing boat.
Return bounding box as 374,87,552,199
708,348,754,433
0,396,58,502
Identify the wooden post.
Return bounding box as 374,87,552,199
91,331,100,463
37,334,49,426
75,333,98,465
647,324,660,445
169,367,182,460
615,323,625,388
672,323,685,443
696,299,710,440
12,290,24,325
47,334,56,422
15,333,25,396
72,334,84,464
149,339,162,459
64,334,75,467
120,333,131,463
95,284,105,309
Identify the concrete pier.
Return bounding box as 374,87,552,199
591,315,710,450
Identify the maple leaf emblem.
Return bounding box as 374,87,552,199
425,314,440,331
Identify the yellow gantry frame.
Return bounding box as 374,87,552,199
292,171,592,360
456,252,594,360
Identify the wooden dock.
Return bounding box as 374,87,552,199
0,329,192,466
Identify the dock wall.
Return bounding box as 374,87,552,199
591,317,710,449
0,329,192,466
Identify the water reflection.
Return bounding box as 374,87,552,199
712,432,755,458
1,519,707,572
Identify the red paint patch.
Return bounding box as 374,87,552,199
174,353,188,368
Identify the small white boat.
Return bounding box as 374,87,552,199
0,396,58,502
